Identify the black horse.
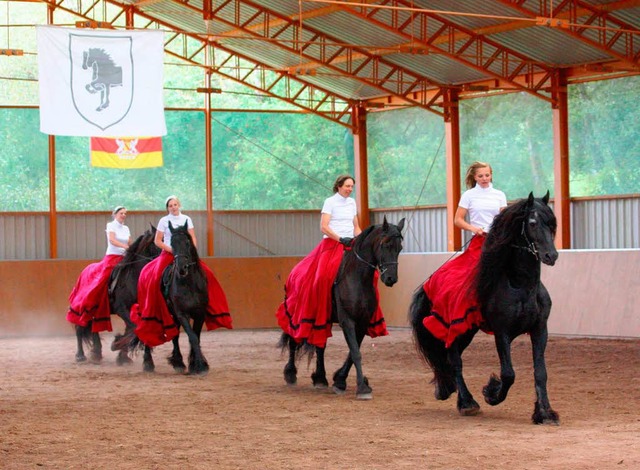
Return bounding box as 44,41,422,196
82,48,123,111
410,192,559,424
74,225,160,365
138,221,211,375
280,216,405,399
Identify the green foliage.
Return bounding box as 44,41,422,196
569,76,640,196
367,107,446,208
211,112,350,210
460,93,554,200
55,111,207,211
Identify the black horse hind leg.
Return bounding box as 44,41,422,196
74,325,88,362
311,346,329,388
142,345,155,373
482,333,516,407
339,318,371,400
529,326,559,425
448,334,480,415
409,289,458,400
114,313,134,366
167,332,186,373
75,324,102,363
278,333,298,385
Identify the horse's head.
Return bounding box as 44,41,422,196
169,221,197,277
371,216,405,287
522,191,558,266
142,224,162,259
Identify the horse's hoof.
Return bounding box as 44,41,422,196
284,370,297,385
189,369,208,377
143,363,155,373
174,366,187,374
459,406,481,416
356,392,373,400
75,355,87,363
311,373,329,389
332,385,346,395
532,407,560,425
116,355,133,366
89,355,103,364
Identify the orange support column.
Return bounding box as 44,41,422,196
47,5,57,259
48,135,57,259
204,52,215,256
352,104,370,229
552,71,571,249
443,89,461,251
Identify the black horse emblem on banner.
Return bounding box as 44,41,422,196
82,48,123,111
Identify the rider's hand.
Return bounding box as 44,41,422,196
339,237,353,247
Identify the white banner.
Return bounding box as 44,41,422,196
37,26,167,137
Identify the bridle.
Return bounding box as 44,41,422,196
352,235,401,276
512,216,539,260
173,252,197,272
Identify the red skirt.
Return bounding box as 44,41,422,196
422,235,486,348
66,254,123,333
130,251,232,347
276,238,388,348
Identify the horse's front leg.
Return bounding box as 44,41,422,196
167,333,186,373
331,332,364,395
339,317,371,400
530,326,559,425
178,313,208,375
447,341,480,415
482,333,515,406
311,346,328,388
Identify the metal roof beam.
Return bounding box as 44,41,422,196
199,0,445,115
336,0,555,103
494,0,640,69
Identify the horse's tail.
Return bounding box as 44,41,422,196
76,324,95,348
277,332,314,359
111,330,142,354
409,287,457,401
277,332,293,352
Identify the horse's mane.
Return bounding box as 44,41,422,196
121,233,145,263
475,197,554,306
353,224,377,249
87,48,117,66
121,227,157,264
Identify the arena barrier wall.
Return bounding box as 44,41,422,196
0,250,638,338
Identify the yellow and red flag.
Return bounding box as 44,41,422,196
90,136,163,168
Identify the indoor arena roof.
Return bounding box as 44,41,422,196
40,0,640,120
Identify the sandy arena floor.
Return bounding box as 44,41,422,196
1,327,639,469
